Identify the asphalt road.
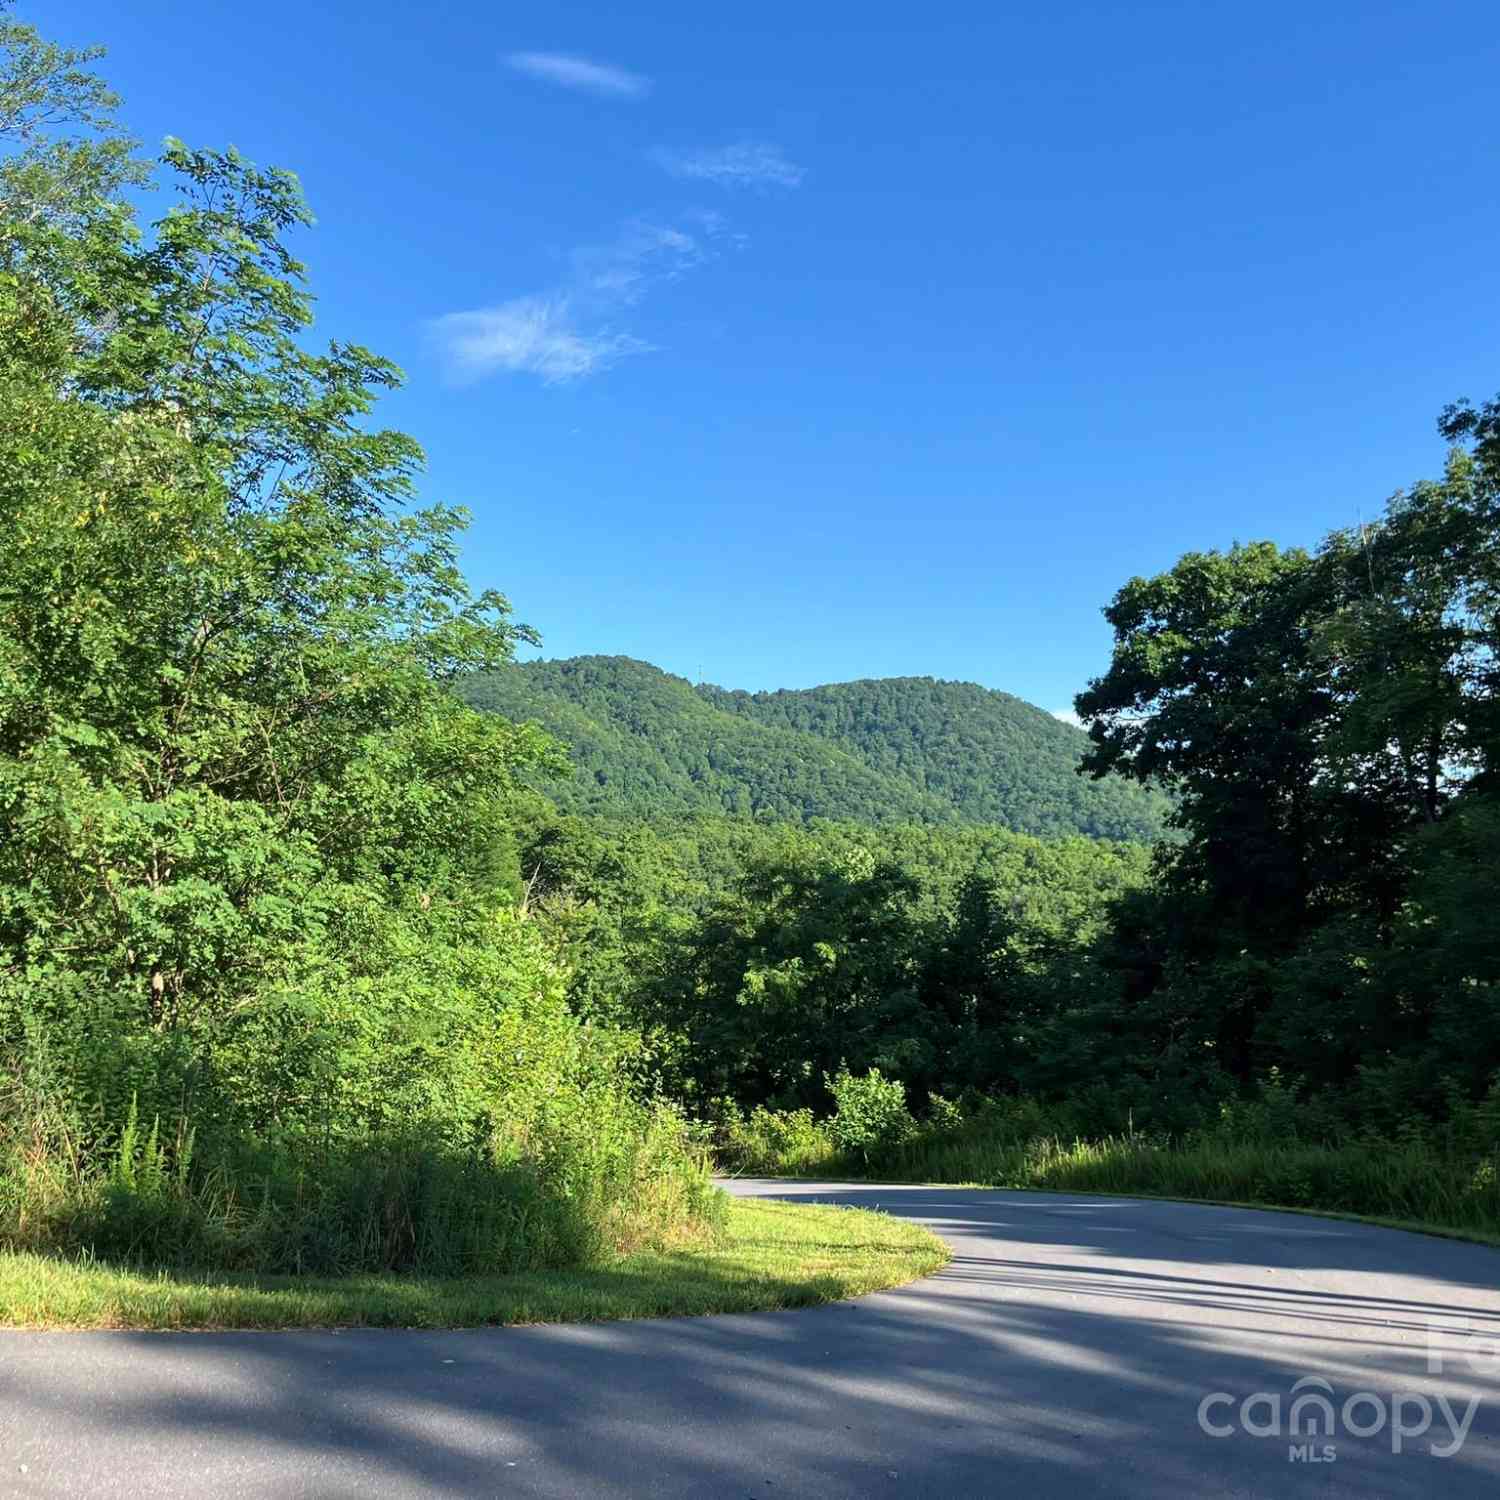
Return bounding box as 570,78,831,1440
3,1179,1500,1498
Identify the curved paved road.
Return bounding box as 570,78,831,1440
3,1180,1500,1497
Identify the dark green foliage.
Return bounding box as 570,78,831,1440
528,813,1151,1113
461,657,1173,840
1073,404,1500,1108
462,657,955,824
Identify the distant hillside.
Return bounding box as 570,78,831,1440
697,676,1172,840
460,657,955,826
460,657,1172,841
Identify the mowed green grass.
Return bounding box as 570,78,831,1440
0,1198,947,1331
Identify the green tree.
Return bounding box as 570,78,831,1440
652,835,925,1108
1076,398,1500,1099
0,15,712,1272
0,3,144,230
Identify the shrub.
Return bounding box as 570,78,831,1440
710,1101,835,1175
0,1087,720,1277
925,1093,965,1131
828,1068,915,1163
0,908,722,1274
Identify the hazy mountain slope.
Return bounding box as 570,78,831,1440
461,656,1171,840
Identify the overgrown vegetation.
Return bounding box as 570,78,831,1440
5,6,1499,1313
712,1085,1500,1241
0,10,716,1280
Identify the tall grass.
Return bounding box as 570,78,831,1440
0,1094,723,1277
713,1084,1500,1240
0,1198,948,1331
877,1126,1500,1236
712,1104,839,1176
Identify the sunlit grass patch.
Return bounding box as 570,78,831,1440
0,1198,947,1330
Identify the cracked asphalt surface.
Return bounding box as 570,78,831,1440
3,1178,1499,1497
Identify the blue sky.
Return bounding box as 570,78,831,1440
58,0,1500,714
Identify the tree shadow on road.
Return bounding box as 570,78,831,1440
4,1184,1499,1498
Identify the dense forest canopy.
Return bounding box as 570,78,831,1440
462,656,1173,840
494,415,1500,1135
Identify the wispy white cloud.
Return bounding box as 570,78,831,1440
649,141,805,189
505,51,650,99
569,220,705,303
430,297,649,385
431,218,724,386
1052,709,1086,728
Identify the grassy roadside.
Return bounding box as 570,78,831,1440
1039,1189,1500,1250
873,1133,1500,1242
738,1175,1500,1252
0,1197,948,1331
718,1115,1500,1248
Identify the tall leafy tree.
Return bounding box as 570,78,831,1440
0,16,556,1141
1076,401,1500,1092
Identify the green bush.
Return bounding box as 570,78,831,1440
852,1096,1500,1239
707,1082,1500,1241
925,1093,965,1131
0,913,722,1274
828,1068,915,1163
99,1093,715,1276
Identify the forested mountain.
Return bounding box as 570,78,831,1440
699,676,1171,839
460,657,1172,840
